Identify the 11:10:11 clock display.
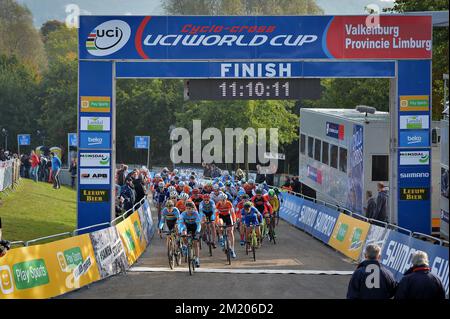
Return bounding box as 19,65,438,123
219,80,290,98
185,79,321,100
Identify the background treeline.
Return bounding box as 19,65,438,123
0,0,447,173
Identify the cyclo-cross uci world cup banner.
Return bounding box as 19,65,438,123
79,15,432,60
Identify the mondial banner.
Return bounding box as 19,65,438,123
79,16,432,60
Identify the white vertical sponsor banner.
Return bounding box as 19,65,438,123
80,117,111,131
359,225,391,263
399,115,429,129
399,151,430,165
79,168,110,185
79,153,111,167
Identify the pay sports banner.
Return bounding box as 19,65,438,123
0,235,100,299
115,211,147,265
380,231,449,297
328,213,371,260
278,192,304,226
79,15,432,61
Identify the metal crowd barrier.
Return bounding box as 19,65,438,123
8,196,149,248
278,187,448,247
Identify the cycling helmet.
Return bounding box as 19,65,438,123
168,186,176,193
202,194,210,200
225,181,232,187
238,189,246,197
213,184,219,191
179,181,185,187
170,191,178,198
192,188,200,195
248,179,255,184
218,192,227,201
166,200,174,208
180,192,189,200
173,169,179,174
244,201,252,209
158,181,165,188
255,188,263,195
155,174,161,179
218,182,224,188
170,180,176,186
162,167,168,172
268,189,275,197
185,201,195,209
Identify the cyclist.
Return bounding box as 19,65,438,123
178,201,202,267
244,179,256,196
210,184,221,203
252,188,273,238
267,189,280,231
168,190,179,203
176,181,184,194
176,192,193,213
188,175,197,188
203,182,213,195
158,200,181,235
199,194,217,249
242,202,261,247
215,192,237,258
190,188,203,211
154,181,169,223
235,193,250,246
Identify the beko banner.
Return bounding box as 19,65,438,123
79,16,432,60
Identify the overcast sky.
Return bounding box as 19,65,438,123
17,0,395,28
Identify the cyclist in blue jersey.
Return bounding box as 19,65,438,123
158,200,181,234
154,181,169,223
242,202,262,247
178,201,202,267
199,194,217,249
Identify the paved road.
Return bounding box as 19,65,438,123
61,205,356,299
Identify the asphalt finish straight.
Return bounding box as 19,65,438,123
61,203,356,299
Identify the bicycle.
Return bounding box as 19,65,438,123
162,230,181,269
204,221,214,257
267,214,277,245
245,224,258,262
218,224,232,265
181,234,197,276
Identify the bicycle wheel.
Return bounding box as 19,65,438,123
224,233,231,265
175,241,182,266
271,218,277,245
187,243,193,276
252,231,257,261
207,228,213,257
167,237,174,269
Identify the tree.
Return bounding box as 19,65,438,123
0,54,40,152
0,0,47,73
385,0,449,119
38,26,78,151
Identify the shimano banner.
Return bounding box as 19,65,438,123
381,231,449,297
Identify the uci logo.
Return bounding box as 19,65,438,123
86,20,131,56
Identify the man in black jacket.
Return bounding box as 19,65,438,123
395,251,446,299
132,171,147,206
347,244,397,299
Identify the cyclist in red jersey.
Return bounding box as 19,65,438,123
215,192,237,258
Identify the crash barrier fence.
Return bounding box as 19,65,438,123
277,190,449,298
0,196,155,299
0,159,21,194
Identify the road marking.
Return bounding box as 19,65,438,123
129,267,353,275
